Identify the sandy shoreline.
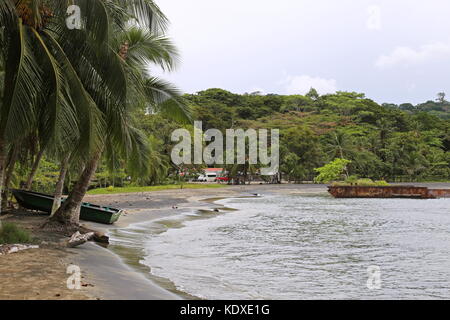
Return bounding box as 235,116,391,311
1,182,448,300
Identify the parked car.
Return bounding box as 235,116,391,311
205,173,218,182
216,177,230,182
195,174,208,182
195,173,218,182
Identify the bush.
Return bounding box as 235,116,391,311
0,222,32,244
374,180,390,186
332,178,390,187
355,178,376,185
314,158,351,183
106,186,114,192
345,175,359,184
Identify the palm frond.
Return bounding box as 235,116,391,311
117,26,179,71
42,29,106,159
30,28,79,149
123,0,169,32
143,77,191,124
0,0,16,30
1,19,42,141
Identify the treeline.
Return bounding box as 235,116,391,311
24,88,450,193
183,88,450,182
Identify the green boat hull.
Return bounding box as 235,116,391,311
12,190,122,224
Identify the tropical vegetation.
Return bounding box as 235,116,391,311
0,0,189,228
181,88,449,183
0,222,31,244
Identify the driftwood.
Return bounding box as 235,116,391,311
66,231,94,248
0,244,39,255
78,226,110,244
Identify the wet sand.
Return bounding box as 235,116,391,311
70,242,181,300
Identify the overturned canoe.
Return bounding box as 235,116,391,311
12,189,122,224
328,185,450,199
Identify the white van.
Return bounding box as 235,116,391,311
196,173,217,182
205,172,217,182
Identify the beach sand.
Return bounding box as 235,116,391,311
0,213,98,300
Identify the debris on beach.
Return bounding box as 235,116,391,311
81,282,95,287
79,226,110,244
0,244,39,255
66,231,94,248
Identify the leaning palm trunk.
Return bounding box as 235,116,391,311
51,151,101,226
25,148,45,190
50,155,70,216
0,138,6,221
2,146,19,210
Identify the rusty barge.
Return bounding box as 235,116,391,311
328,185,450,199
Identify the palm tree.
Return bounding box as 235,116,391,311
0,1,106,216
0,1,188,226
0,0,110,218
323,130,357,179
50,1,190,227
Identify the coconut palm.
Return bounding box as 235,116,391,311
0,1,109,216
0,1,188,226
50,1,190,227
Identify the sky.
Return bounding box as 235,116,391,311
153,0,450,104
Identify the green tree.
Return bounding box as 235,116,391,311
51,1,190,227
437,92,446,104
314,158,351,183
281,126,324,180
0,0,103,215
306,88,319,100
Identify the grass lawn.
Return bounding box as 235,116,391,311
87,184,229,195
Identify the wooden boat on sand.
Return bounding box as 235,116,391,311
12,189,123,224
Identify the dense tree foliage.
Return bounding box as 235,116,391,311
9,86,449,193
0,1,189,226
180,89,450,183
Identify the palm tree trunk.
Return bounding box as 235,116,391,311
51,151,101,226
0,138,6,220
50,155,70,216
2,146,19,209
25,147,45,190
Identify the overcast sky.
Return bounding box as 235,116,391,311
154,0,450,104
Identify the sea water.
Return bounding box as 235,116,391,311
110,194,450,299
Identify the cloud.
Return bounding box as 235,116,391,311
375,42,450,68
283,75,338,95
366,5,382,31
